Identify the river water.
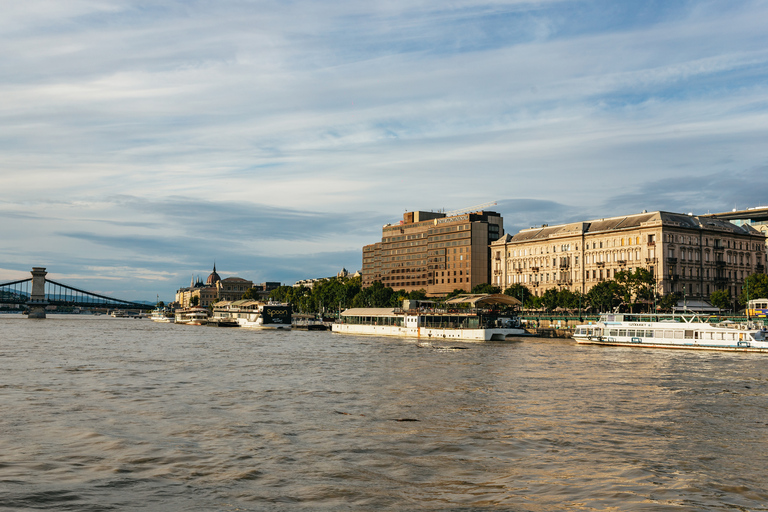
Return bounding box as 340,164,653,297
2,315,768,511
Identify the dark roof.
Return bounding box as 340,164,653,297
505,211,763,243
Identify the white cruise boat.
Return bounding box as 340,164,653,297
150,307,175,323
332,295,527,342
573,313,768,352
212,300,292,330
174,307,210,326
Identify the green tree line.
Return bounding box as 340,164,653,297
261,271,768,315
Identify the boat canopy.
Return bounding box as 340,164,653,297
443,294,521,307
340,308,397,317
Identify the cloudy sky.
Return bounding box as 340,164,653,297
2,0,767,302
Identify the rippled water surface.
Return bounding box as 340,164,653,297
2,315,768,511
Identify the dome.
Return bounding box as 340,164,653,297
206,263,221,285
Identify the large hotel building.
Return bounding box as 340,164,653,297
362,210,503,296
490,211,766,301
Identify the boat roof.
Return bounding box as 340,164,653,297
443,294,521,306
340,308,397,317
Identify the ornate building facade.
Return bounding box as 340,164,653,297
490,211,766,301
175,264,254,307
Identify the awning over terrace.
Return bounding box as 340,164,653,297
443,294,521,307
340,308,397,317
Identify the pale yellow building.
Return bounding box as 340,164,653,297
490,211,766,301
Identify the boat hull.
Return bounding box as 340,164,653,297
575,337,768,352
332,323,526,341
573,312,768,352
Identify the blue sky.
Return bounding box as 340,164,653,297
2,0,768,302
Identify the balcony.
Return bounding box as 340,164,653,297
617,260,627,266
715,261,726,267
670,274,679,281
648,241,656,246
558,277,572,285
596,262,605,267
758,264,765,272
531,267,540,273
667,257,678,264
645,257,657,263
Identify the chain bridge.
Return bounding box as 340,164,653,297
0,268,149,318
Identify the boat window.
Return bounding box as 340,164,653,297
674,331,684,339
664,330,673,338
684,330,694,339
618,329,626,337
627,330,635,337
645,330,654,338
609,329,618,336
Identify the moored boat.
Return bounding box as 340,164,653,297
332,294,526,342
212,299,292,330
174,307,210,325
573,312,768,352
150,306,175,323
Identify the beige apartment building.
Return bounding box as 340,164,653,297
362,209,504,296
490,211,766,300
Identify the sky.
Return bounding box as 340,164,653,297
2,0,768,302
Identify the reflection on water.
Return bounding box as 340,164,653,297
1,315,768,511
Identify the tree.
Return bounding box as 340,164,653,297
471,283,501,294
503,284,531,306
540,288,560,311
657,292,681,312
408,289,428,301
615,268,655,312
739,273,768,306
190,296,200,307
585,281,622,312
710,290,731,311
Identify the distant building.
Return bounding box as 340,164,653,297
362,209,504,296
175,264,254,307
294,269,360,289
490,211,766,301
217,277,254,302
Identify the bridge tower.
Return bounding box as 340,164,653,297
28,267,49,319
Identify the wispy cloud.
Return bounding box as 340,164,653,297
2,0,767,300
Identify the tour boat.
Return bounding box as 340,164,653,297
150,307,175,323
212,300,292,330
332,295,527,342
174,307,210,326
573,312,768,352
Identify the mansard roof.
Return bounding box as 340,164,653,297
505,211,764,244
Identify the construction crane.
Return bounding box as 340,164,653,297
444,201,498,217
